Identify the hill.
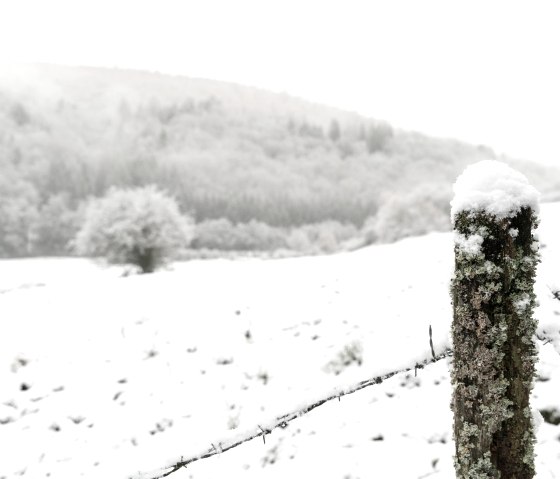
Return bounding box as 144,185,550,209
0,203,559,478
1,63,560,257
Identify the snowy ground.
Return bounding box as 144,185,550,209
1,204,560,479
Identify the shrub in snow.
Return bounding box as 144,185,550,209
192,218,242,250
285,221,359,254
286,228,313,252
450,161,539,478
193,219,286,251
363,184,451,244
0,176,39,257
192,218,358,254
30,193,82,256
300,221,359,253
235,221,287,251
324,341,363,375
75,186,193,273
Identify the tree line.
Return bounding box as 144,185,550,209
1,65,558,258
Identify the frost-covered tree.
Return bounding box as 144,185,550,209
450,161,540,478
365,122,393,153
30,193,81,255
328,119,341,142
75,186,193,273
0,175,39,257
363,184,452,244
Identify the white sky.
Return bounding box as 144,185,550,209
1,0,560,165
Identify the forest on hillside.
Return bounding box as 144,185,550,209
1,64,559,258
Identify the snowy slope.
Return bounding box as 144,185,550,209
1,204,559,479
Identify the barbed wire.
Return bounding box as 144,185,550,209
130,345,453,479
130,329,559,479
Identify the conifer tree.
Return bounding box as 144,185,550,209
328,119,341,142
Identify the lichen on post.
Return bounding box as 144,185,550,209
450,160,540,478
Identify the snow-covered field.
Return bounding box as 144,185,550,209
1,204,559,479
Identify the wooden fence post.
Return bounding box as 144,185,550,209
450,161,540,478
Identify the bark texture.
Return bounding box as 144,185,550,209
451,207,539,478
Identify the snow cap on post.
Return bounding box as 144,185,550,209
450,160,540,222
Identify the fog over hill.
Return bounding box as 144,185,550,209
1,63,559,257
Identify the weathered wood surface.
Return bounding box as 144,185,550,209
452,207,539,478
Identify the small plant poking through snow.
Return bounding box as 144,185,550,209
257,370,270,385
227,414,240,430
324,341,363,375
538,408,560,426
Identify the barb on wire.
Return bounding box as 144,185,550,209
130,347,453,479
429,325,436,361
258,425,268,444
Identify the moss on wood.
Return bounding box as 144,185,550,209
451,207,539,478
